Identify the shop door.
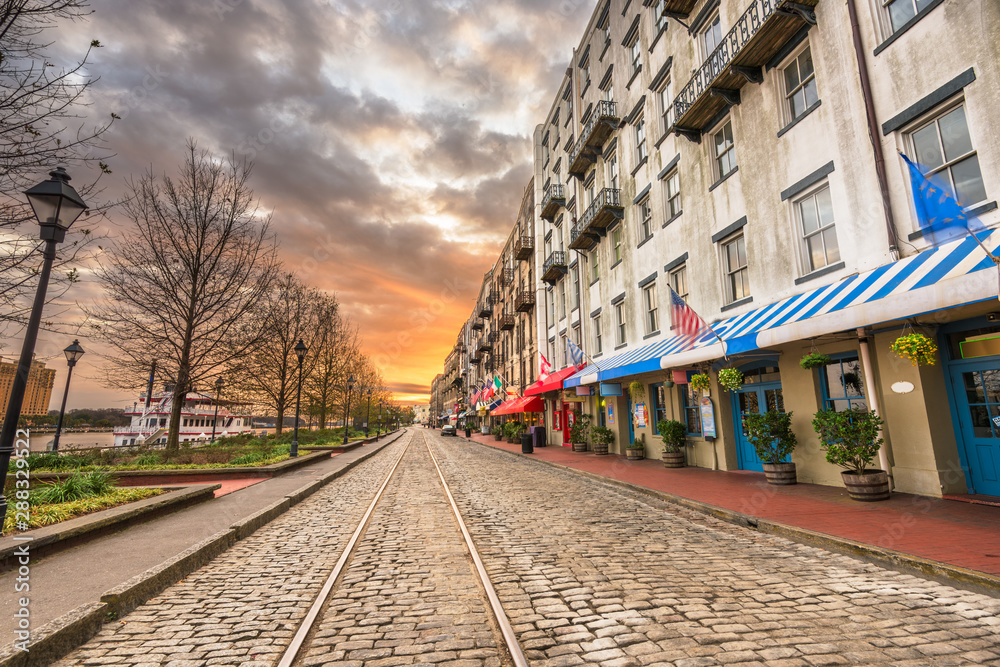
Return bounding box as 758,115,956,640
949,362,1000,497
562,403,575,445
732,369,784,472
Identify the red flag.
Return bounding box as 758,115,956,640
539,352,552,380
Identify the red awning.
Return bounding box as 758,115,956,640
524,365,586,397
491,396,545,415
490,398,519,416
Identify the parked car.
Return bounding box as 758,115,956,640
441,424,457,437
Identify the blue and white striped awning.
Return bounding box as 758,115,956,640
564,336,680,387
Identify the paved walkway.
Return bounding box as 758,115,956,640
461,430,1000,578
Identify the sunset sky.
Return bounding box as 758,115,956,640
12,0,595,410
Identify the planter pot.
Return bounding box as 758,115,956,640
494,434,503,441
593,442,609,455
626,449,644,460
662,451,685,468
571,441,588,452
841,469,890,501
762,461,797,485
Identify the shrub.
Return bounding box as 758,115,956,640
626,434,644,450
812,408,884,476
656,419,686,453
568,413,591,444
591,426,615,447
744,410,797,464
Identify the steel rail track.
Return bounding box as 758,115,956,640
275,429,529,667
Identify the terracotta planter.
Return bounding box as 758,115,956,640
841,469,890,501
662,450,685,468
762,462,797,485
593,442,609,455
625,449,644,460
571,441,588,452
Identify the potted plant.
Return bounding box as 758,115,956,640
502,421,521,443
657,418,686,468
690,373,711,393
890,332,938,366
591,426,614,455
628,381,645,400
625,433,645,460
800,352,832,370
717,368,744,392
744,410,798,485
568,413,591,452
812,408,889,501
491,425,503,441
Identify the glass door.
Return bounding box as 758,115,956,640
731,365,783,472
949,362,1000,497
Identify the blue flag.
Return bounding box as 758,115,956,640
567,340,585,366
901,152,984,247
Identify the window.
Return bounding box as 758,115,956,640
615,301,627,345
669,264,687,301
783,46,818,122
713,120,736,180
573,324,581,346
561,333,569,366
658,80,674,134
722,233,750,303
593,314,603,354
604,23,611,47
558,281,567,319
571,265,580,310
908,104,986,207
883,0,936,34
664,169,681,219
591,250,600,282
820,355,867,412
634,117,647,164
651,383,668,433
542,135,550,166
601,75,614,103
630,37,642,76
638,197,653,241
797,186,840,273
700,13,722,59
581,60,591,92
643,283,658,334
548,289,556,323
585,172,596,205
655,0,669,33
682,382,702,435
612,227,623,264
607,153,619,190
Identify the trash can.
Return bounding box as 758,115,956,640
465,426,471,438
520,432,534,454
533,425,546,448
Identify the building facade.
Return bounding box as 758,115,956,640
0,356,56,418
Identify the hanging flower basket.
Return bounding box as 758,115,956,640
628,381,645,399
890,332,938,366
717,368,744,392
689,373,711,393
800,352,832,370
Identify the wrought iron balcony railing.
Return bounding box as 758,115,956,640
569,219,598,251
478,300,493,318
513,234,534,261
542,251,568,284
568,100,619,179
579,188,624,233
470,319,484,331
498,313,516,331
515,289,536,312
540,183,566,221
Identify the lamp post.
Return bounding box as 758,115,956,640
0,168,88,524
52,339,85,452
291,340,307,458
365,389,372,438
342,375,355,444
377,400,383,440
210,377,224,442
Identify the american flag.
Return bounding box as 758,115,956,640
669,287,708,350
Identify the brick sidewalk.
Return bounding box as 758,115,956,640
462,430,1000,577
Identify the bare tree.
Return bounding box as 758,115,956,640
306,298,360,430
88,141,280,453
0,0,114,337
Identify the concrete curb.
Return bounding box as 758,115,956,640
0,430,406,667
466,436,1000,598
0,484,220,572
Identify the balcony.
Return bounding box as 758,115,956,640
658,0,699,18
580,188,624,233
498,313,516,331
671,0,818,141
478,300,493,318
514,235,534,261
455,341,466,352
500,268,514,286
477,337,492,353
470,319,483,331
488,331,501,343
469,349,481,362
540,184,566,221
515,289,536,312
542,251,568,284
569,220,599,251
568,100,619,179
490,288,502,305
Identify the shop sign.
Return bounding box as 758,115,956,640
608,403,615,425
634,403,647,427
700,397,716,438
600,382,623,396
575,386,595,396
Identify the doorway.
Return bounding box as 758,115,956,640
731,364,783,472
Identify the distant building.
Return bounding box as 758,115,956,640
0,356,56,417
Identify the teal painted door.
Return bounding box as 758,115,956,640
732,381,784,472
949,361,1000,496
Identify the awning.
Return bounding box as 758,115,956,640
564,337,681,387
655,229,1000,369
524,364,587,396
492,396,545,416
490,398,519,416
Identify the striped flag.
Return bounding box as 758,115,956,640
567,340,585,366
669,286,708,351
539,352,552,380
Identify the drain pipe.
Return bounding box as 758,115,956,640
846,0,899,260
858,328,894,490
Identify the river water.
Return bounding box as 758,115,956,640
25,431,117,453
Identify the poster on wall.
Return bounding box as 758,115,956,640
634,403,647,427
700,396,717,438
608,403,615,425
553,410,561,430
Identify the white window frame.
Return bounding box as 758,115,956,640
657,79,674,135
638,197,653,242
655,0,669,33
571,265,580,310
905,101,986,210
591,249,600,282
794,183,840,274
721,232,750,304
782,43,818,124
612,226,623,265
643,283,659,335
669,264,688,326
712,119,736,181
881,0,935,36
593,314,603,354
699,12,722,61
558,280,567,320
607,152,619,190
585,171,596,206
615,301,627,346
664,169,681,220
634,116,647,164
630,37,642,77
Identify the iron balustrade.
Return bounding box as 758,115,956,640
579,188,623,231
568,100,619,170
543,251,567,274
514,235,534,260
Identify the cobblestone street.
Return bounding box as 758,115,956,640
52,428,1000,666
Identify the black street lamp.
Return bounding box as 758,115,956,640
365,389,372,438
291,340,307,458
52,339,85,452
342,375,355,444
0,168,88,523
377,399,383,439
211,377,224,442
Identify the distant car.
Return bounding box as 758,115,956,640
441,424,457,436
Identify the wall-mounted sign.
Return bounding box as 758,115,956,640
575,386,595,396
700,396,716,438
672,370,689,384
634,403,647,428
891,381,915,394
600,382,623,396
608,403,615,425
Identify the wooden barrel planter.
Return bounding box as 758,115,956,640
762,462,797,485
493,434,503,441
571,441,588,452
593,442,609,455
841,470,890,501
625,448,644,461
662,451,685,468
